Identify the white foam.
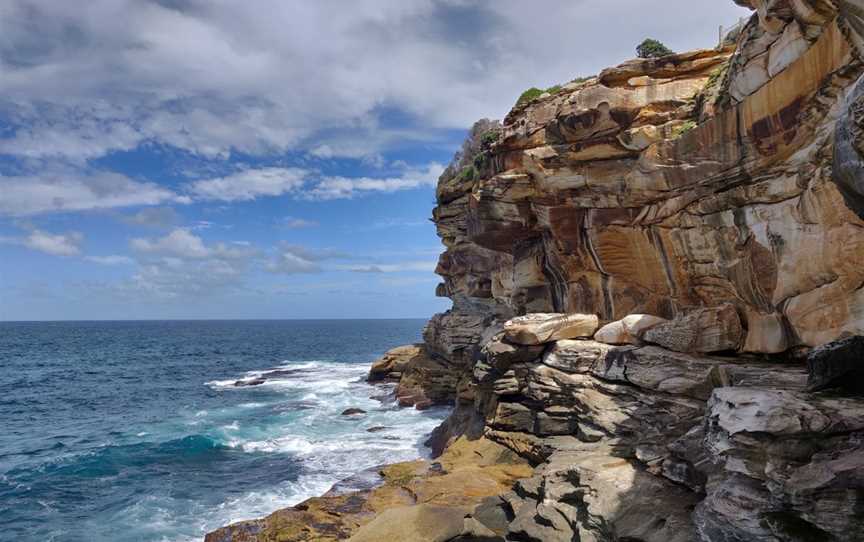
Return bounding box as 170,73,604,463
198,358,448,535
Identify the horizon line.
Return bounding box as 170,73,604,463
0,316,436,323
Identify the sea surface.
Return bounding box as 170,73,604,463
0,319,446,542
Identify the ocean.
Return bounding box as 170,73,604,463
0,319,447,542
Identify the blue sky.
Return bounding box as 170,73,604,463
0,0,750,320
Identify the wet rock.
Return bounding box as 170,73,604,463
503,313,599,345
233,378,266,387
366,426,389,433
807,335,864,393
341,408,366,416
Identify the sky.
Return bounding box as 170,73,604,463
0,0,751,321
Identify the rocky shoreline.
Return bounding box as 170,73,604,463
208,1,864,540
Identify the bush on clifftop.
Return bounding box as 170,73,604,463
636,38,674,58
516,84,563,106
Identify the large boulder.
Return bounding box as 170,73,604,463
368,344,427,382
642,305,743,354
503,313,599,345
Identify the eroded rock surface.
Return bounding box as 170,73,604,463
417,1,864,538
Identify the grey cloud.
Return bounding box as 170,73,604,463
0,0,750,162
0,168,188,216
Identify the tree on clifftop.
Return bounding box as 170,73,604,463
636,38,674,58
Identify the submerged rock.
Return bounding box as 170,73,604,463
233,378,265,387
341,408,366,416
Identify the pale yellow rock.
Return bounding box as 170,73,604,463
504,313,600,345
347,505,470,542
594,314,669,345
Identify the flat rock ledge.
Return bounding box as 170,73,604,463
204,437,531,542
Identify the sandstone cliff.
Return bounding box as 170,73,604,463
419,0,864,539
208,1,864,540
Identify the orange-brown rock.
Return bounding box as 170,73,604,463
431,1,864,354
204,437,531,542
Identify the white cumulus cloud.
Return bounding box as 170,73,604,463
23,229,84,256
0,169,186,217
187,167,308,202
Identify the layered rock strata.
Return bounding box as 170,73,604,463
210,1,864,540
419,0,864,539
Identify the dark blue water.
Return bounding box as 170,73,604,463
0,320,446,542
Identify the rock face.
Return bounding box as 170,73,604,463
433,1,864,353
209,2,864,541
807,335,864,392
368,344,459,408
417,1,864,539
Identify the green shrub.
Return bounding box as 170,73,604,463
481,130,500,147
516,87,544,105
516,84,565,106
636,38,674,59
670,120,697,139
705,61,729,91
459,165,476,182
473,151,488,170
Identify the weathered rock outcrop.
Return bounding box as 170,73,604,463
210,2,864,540
417,1,864,539
368,344,458,408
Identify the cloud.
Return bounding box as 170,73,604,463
22,229,83,256
307,163,444,200
0,1,749,162
120,257,252,300
119,207,181,229
130,228,255,260
187,167,308,202
131,228,211,259
0,169,187,216
280,217,319,229
85,255,135,265
0,224,84,256
337,261,437,273
116,228,259,298
266,242,350,274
